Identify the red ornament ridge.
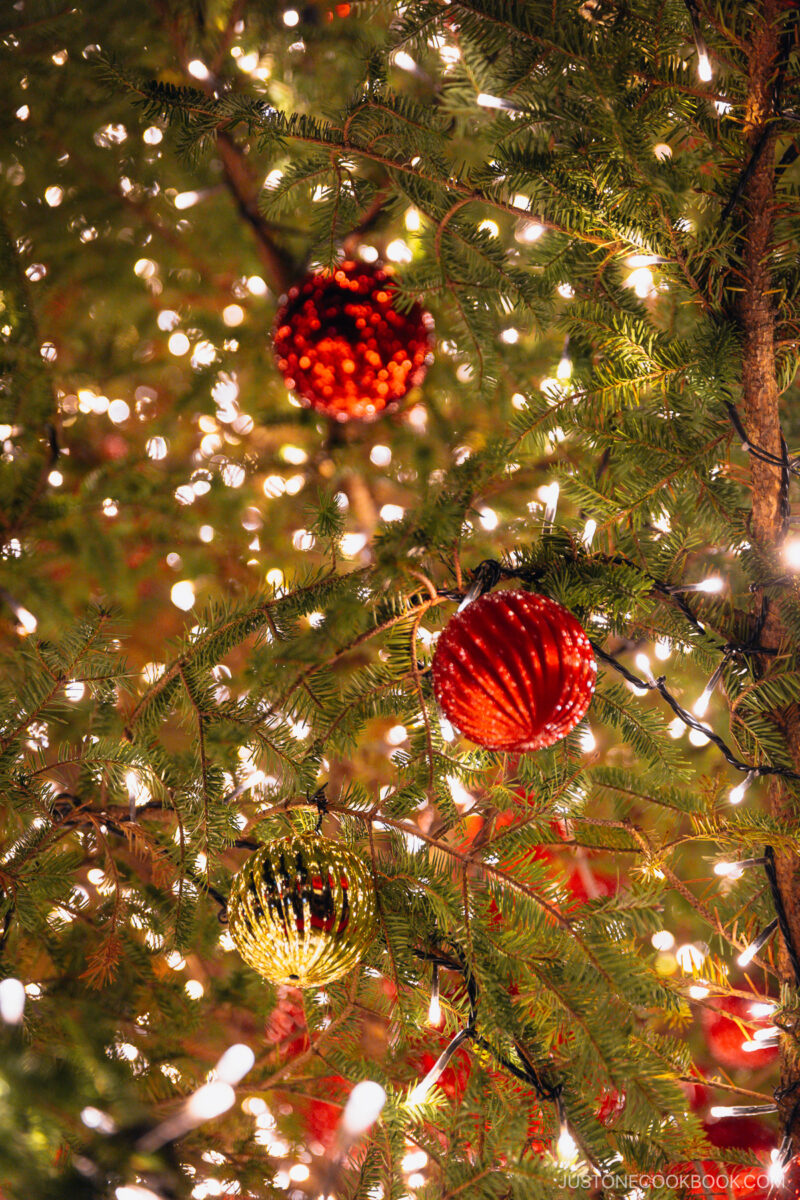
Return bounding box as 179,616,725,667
432,590,597,752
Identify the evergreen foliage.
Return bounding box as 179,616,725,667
1,2,799,1198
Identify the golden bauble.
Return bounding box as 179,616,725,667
228,831,378,988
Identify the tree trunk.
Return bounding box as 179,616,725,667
738,0,800,1143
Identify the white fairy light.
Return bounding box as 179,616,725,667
175,191,202,211
168,331,190,356
0,978,26,1024
116,1187,162,1200
557,355,572,380
697,52,712,82
214,1043,255,1084
783,537,800,569
676,943,706,972
580,726,597,753
581,519,597,547
729,769,755,805
186,1082,236,1122
283,9,300,25
171,580,196,611
651,930,675,952
341,1081,386,1136
654,638,672,661
634,653,655,682
714,861,744,880
392,51,417,72
737,917,778,967
427,991,441,1026
752,1026,780,1043
541,481,559,528
556,1125,579,1165
750,1002,777,1018
768,1149,787,1188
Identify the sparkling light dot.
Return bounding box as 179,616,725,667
168,332,190,356
143,126,163,145
44,186,63,207
283,9,300,25
108,399,130,424
223,304,244,327
187,59,210,80
171,580,196,611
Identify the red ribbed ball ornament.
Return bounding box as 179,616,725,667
432,590,596,752
273,260,432,422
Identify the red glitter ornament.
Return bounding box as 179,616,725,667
273,260,432,421
432,590,597,753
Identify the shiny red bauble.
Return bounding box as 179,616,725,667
432,591,597,752
273,260,432,421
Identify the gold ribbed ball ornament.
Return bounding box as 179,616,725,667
228,831,378,988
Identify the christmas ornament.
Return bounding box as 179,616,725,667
432,590,596,752
273,260,432,421
228,831,378,988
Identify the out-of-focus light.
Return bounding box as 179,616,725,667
116,1187,162,1200
146,436,168,460
393,50,416,71
557,356,572,380
215,1043,255,1084
676,943,706,972
157,310,180,331
625,267,654,298
44,186,64,206
341,1081,386,1136
81,1106,116,1133
478,220,499,237
689,728,710,747
0,978,26,1024
143,126,163,145
168,332,190,356
580,726,596,753
380,504,404,522
501,328,519,344
783,538,800,570
517,220,544,242
187,59,210,80
246,275,268,296
386,725,407,746
653,143,672,161
387,238,412,263
651,930,675,951
714,861,744,880
478,506,498,530
185,1081,236,1122
283,8,300,25
694,576,724,594
404,208,421,232
171,580,196,611
108,399,130,423
341,532,367,557
65,680,85,701
134,258,157,279
174,190,201,210
185,979,204,999
476,92,507,110
48,470,63,486
557,282,575,299
14,606,38,635
370,444,392,467
655,638,671,661
289,1164,310,1182
581,519,596,547
223,304,244,326
635,652,654,681
427,992,441,1026
199,524,214,542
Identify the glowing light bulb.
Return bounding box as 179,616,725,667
214,1043,255,1084
697,52,712,82
783,537,800,569
695,576,723,594
427,992,441,1026
185,1082,236,1122
635,653,654,682
714,861,744,880
556,1126,578,1165
341,1081,386,1135
0,978,26,1024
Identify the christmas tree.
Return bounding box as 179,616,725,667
2,1,800,1197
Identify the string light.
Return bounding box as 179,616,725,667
407,1028,472,1106
0,978,26,1024
428,963,441,1026
697,51,712,82
736,917,778,968
709,1104,778,1118
729,770,756,805
714,857,765,879
340,1081,386,1136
